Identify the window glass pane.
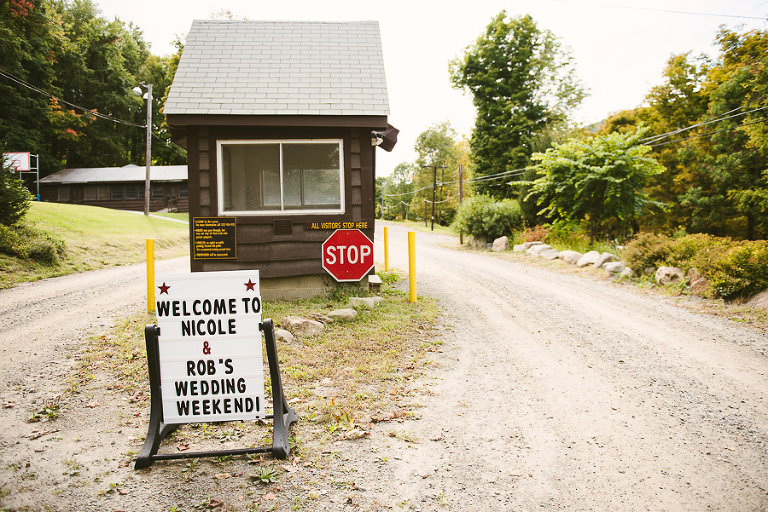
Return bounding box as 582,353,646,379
151,186,164,199
125,185,137,199
58,187,70,201
97,185,110,200
84,186,97,201
283,143,341,208
111,185,123,199
179,183,188,198
222,144,280,211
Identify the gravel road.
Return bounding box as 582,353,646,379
0,224,766,511
363,222,768,511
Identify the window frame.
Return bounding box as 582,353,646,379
216,139,346,216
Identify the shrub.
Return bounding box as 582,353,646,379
709,242,768,299
0,166,33,226
452,195,523,242
622,233,673,273
0,223,65,264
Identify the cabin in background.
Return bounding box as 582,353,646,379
164,20,397,299
37,165,189,212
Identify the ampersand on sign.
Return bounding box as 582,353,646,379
202,341,211,355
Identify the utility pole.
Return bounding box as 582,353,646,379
421,164,445,231
458,163,464,245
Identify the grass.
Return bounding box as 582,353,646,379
0,203,189,288
76,273,440,459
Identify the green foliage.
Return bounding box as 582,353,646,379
527,128,666,243
0,223,65,264
452,195,523,241
0,165,33,225
623,233,767,299
709,242,768,299
450,11,585,199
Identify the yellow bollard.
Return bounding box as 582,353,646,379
384,226,390,271
146,238,155,313
408,231,416,303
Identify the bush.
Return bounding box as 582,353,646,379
452,195,524,242
0,223,65,264
709,242,768,299
0,166,33,225
621,233,672,273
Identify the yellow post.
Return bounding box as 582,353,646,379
408,231,416,303
384,226,390,271
146,238,155,313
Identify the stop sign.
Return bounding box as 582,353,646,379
322,229,374,282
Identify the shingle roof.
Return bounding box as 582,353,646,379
164,20,390,117
38,165,188,184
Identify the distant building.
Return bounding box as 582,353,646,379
37,165,189,212
164,20,397,299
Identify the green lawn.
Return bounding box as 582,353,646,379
0,203,189,288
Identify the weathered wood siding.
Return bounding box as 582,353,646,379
186,125,376,278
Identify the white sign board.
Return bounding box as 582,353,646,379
2,152,31,171
154,270,265,424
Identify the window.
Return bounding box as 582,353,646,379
97,185,110,200
84,186,97,201
58,187,70,202
111,185,123,200
125,185,138,200
179,183,188,199
218,140,344,215
151,185,164,199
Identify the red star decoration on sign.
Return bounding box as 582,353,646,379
158,282,171,294
244,279,256,291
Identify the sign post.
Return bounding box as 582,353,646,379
135,270,297,469
322,229,375,282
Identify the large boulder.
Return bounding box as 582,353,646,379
655,266,685,286
279,316,325,337
687,268,710,296
558,250,582,265
595,252,619,268
541,249,560,260
527,244,553,256
349,297,382,310
492,236,510,252
603,261,625,275
577,251,601,267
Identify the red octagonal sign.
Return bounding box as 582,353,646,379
322,229,374,282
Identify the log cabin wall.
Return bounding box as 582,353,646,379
186,125,375,278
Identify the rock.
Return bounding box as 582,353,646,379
492,236,509,252
278,316,325,337
327,309,358,322
309,312,333,324
655,266,685,286
644,267,656,275
595,252,619,268
468,236,486,249
690,277,710,296
558,250,582,265
747,288,768,311
274,328,296,344
577,251,601,267
513,244,527,252
527,244,553,256
523,241,544,249
619,267,634,278
541,249,560,260
603,261,625,274
349,297,381,310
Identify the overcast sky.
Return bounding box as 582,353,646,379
92,0,768,175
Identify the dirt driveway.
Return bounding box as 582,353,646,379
1,224,767,511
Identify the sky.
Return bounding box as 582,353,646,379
92,0,768,176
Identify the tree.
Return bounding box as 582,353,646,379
410,122,463,225
381,162,417,221
527,129,665,244
0,155,33,226
450,12,585,199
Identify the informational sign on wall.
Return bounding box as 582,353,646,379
192,217,237,260
154,270,264,424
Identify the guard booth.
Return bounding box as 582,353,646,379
164,20,398,300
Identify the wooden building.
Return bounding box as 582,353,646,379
164,20,397,299
37,165,189,212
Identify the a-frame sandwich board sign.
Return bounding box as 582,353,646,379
135,270,297,469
